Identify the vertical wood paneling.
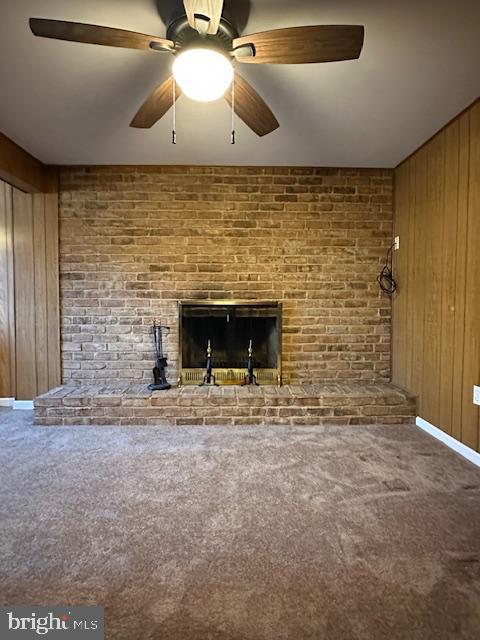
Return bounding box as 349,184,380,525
13,189,37,400
422,133,445,425
392,162,408,387
439,121,460,436
394,100,480,451
45,181,61,390
0,176,60,400
6,184,16,397
451,112,471,442
462,101,480,450
33,193,49,394
411,148,428,415
405,159,416,391
0,182,16,397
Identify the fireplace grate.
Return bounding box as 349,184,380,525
182,368,279,385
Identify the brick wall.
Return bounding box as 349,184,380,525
59,166,393,385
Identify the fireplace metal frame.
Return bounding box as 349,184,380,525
178,300,282,386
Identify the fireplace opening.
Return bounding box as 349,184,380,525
179,301,282,385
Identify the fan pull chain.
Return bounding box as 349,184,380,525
230,73,236,145
172,77,177,145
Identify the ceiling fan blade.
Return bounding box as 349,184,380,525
130,77,181,129
29,18,174,52
183,0,223,35
224,74,279,137
232,25,364,64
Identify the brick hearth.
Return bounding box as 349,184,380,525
34,383,416,427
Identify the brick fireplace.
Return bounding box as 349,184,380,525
59,165,393,386
35,165,415,426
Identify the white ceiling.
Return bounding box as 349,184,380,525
0,0,479,167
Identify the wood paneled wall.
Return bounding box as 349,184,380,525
0,177,60,400
393,100,480,451
0,182,16,396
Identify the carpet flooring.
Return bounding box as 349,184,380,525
1,408,480,640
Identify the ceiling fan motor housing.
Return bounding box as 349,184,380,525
167,15,238,54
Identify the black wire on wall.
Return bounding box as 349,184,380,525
377,242,397,295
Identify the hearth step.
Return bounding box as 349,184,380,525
34,383,416,427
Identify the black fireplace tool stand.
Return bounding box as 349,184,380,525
148,321,171,391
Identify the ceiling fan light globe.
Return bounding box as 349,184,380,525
172,48,233,102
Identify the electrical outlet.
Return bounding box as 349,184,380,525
394,236,400,250
474,386,480,406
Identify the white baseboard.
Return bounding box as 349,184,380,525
0,398,35,410
13,400,34,410
416,416,480,468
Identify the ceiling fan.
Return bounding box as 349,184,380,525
29,1,364,137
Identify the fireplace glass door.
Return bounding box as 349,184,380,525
179,301,282,385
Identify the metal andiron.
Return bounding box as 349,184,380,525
242,339,259,385
148,321,171,391
200,340,218,386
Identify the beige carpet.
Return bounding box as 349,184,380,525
1,408,480,640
